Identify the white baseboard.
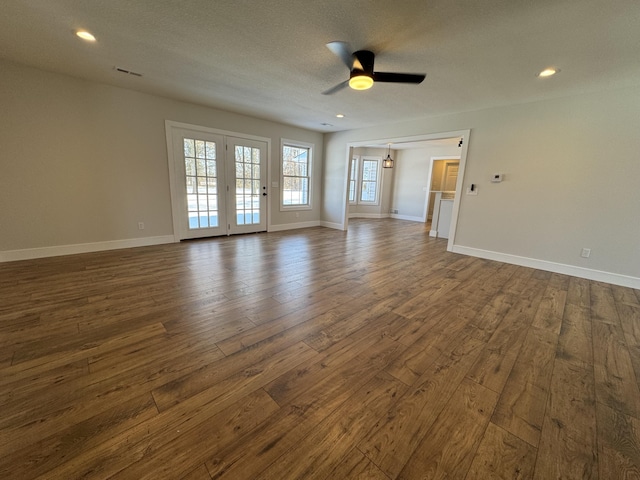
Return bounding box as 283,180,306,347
390,214,424,222
452,245,640,289
348,213,390,219
429,230,439,237
0,235,176,263
320,221,345,230
268,220,321,232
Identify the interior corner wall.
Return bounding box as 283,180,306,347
0,60,324,257
322,85,640,285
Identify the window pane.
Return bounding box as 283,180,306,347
184,139,195,158
359,159,379,203
205,142,216,159
282,143,311,207
195,140,205,158
206,160,216,177
187,194,197,211
207,177,217,193
183,137,221,231
196,159,206,176
186,177,196,194
185,158,196,176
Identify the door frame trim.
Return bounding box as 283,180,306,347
165,120,271,241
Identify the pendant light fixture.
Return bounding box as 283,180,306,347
383,144,394,168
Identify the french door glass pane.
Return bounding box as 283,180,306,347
234,144,260,225
184,137,219,229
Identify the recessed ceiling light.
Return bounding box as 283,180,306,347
336,114,345,118
76,30,96,42
537,68,558,77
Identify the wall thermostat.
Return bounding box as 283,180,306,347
491,173,503,183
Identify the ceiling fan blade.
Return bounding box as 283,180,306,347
322,80,349,95
373,72,426,84
326,41,355,69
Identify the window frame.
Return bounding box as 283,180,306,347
280,139,313,211
357,156,382,205
348,155,359,205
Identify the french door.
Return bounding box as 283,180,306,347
167,125,268,239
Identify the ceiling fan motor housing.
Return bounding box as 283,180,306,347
351,50,375,77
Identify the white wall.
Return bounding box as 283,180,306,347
391,146,460,220
0,60,323,258
323,85,640,287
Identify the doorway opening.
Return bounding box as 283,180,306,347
425,157,460,239
343,130,470,251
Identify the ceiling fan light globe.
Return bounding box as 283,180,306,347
349,75,374,90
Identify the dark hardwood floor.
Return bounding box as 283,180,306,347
1,219,639,479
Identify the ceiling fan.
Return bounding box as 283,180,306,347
322,41,426,95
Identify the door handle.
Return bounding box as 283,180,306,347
262,193,267,196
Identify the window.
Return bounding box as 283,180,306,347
281,140,313,209
348,156,358,204
359,158,381,204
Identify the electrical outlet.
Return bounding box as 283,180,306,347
138,222,145,230
581,248,591,258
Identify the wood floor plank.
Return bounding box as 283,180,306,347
466,274,548,393
566,276,591,308
0,358,89,408
491,326,557,447
265,335,403,407
359,335,485,478
325,447,392,480
303,298,399,352
531,281,568,335
206,339,404,479
37,341,312,479
596,402,640,479
0,393,158,479
213,286,371,357
254,372,407,480
592,320,640,418
181,464,213,480
466,422,537,480
617,302,640,387
0,337,226,456
8,321,168,370
152,341,318,411
610,284,640,306
396,378,499,480
469,291,518,342
533,358,598,480
556,303,593,369
0,219,636,479
591,282,621,325
111,389,280,480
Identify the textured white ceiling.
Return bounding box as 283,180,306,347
1,0,639,132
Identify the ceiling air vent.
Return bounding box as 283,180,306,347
114,67,143,77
